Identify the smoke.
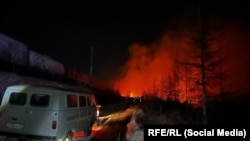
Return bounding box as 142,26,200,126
113,23,250,103
220,25,250,93
113,31,189,97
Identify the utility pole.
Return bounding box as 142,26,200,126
89,46,93,86
198,0,207,125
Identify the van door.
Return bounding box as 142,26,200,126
0,92,28,134
78,95,96,135
25,93,51,136
87,95,96,125
66,94,79,131
79,95,89,133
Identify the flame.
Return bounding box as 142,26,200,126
112,23,250,106
114,32,191,101
129,92,135,97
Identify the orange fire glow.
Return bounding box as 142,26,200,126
114,32,191,101
113,24,250,106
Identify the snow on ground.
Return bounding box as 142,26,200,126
0,71,88,96
0,33,65,76
29,50,65,75
91,106,144,141
0,33,28,66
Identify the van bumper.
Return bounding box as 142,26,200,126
71,136,92,141
0,131,56,141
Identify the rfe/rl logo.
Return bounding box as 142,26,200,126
148,129,182,136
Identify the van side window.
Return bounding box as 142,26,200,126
67,95,77,107
9,92,27,106
30,94,50,107
87,95,96,106
79,96,87,107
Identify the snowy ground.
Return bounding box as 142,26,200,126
0,71,88,97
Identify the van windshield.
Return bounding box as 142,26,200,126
30,94,50,107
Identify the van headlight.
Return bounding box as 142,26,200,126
96,105,101,117
96,105,101,126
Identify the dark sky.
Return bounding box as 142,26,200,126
0,1,249,81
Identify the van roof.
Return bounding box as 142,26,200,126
6,84,95,94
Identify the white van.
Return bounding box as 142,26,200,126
0,84,98,141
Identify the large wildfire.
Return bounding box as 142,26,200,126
113,24,250,106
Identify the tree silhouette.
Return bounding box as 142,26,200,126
171,0,230,124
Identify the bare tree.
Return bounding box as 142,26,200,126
160,72,168,100
165,70,180,102
188,0,229,124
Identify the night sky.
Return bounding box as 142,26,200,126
0,1,249,81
